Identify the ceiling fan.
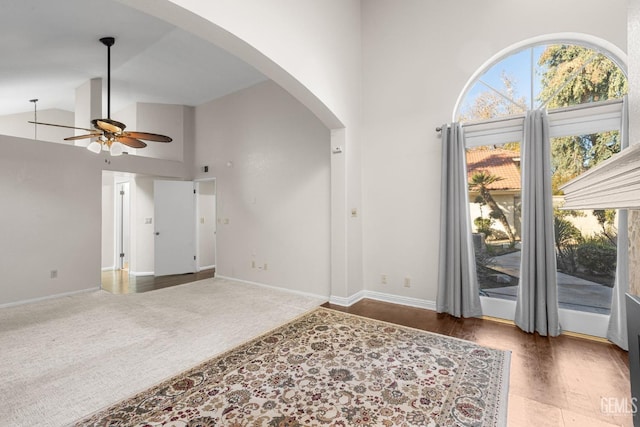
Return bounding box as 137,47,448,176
29,37,172,156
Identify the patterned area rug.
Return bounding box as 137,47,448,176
75,308,510,426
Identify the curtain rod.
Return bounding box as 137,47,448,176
435,98,624,132
435,114,524,133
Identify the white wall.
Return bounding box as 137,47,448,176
469,194,519,237
74,78,102,142
0,136,102,304
136,103,186,161
138,0,359,127
112,102,189,160
0,109,74,143
113,103,137,154
125,0,630,304
0,131,190,305
360,0,628,302
130,175,156,275
193,80,330,297
4,1,631,306
101,175,116,270
123,0,363,301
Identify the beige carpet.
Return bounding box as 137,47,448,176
0,278,325,427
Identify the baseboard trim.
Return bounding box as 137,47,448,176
329,291,367,307
215,275,328,302
130,271,154,277
101,266,115,272
364,290,437,311
198,265,216,271
0,287,100,309
329,290,436,311
202,275,437,312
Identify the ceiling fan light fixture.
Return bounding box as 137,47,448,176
110,141,124,156
28,36,172,152
87,141,102,154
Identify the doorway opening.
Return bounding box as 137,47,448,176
101,173,217,293
196,178,217,273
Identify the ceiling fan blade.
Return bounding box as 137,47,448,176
64,133,102,141
28,121,94,132
92,118,126,133
124,131,172,142
116,136,147,148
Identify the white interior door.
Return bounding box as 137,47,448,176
154,180,196,276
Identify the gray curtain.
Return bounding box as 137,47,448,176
607,96,630,350
437,123,482,318
515,109,561,336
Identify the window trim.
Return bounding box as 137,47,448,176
453,33,627,124
463,99,623,148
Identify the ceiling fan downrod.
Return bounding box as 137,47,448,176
100,37,115,120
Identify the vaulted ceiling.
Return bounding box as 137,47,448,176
0,0,267,116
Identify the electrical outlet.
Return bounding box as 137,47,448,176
251,260,256,269
404,277,411,288
381,274,388,285
50,270,58,279
263,263,268,271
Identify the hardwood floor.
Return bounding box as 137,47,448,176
101,268,216,294
323,299,633,427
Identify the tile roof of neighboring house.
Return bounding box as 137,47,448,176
466,148,521,191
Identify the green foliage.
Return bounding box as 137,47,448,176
469,171,516,245
576,239,616,276
593,209,615,227
592,209,618,245
486,228,509,242
474,249,498,289
552,207,617,277
488,209,503,219
469,171,503,189
474,217,493,237
538,45,627,107
554,215,583,273
554,212,583,246
550,131,620,193
554,218,582,245
554,207,585,220
538,45,626,192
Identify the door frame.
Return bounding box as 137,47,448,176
115,181,130,270
195,177,217,273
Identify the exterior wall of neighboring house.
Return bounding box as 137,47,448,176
552,196,613,238
469,191,520,240
469,193,613,245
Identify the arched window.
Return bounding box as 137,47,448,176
458,44,626,121
458,39,627,332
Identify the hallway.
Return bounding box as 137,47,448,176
101,269,216,294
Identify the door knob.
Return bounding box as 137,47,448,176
155,232,160,236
